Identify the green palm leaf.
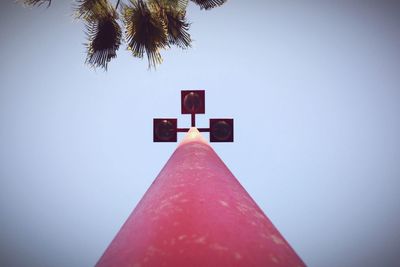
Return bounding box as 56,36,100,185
153,0,189,11
75,0,111,20
21,0,51,7
123,0,168,68
190,0,227,10
84,3,122,70
164,9,191,49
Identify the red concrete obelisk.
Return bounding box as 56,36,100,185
96,128,305,267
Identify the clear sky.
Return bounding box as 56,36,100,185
1,1,400,266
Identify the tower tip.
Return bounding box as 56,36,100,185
179,127,208,146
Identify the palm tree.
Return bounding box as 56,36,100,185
20,0,228,70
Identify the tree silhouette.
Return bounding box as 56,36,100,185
20,0,227,70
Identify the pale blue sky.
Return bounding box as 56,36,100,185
1,1,400,266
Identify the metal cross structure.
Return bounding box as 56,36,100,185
153,90,234,142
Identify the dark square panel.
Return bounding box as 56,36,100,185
210,119,234,142
153,118,177,142
181,90,205,114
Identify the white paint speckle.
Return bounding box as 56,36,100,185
178,235,187,240
234,252,242,260
236,203,251,213
270,255,279,263
146,246,166,256
219,200,229,207
194,236,206,244
271,235,285,245
255,211,265,219
171,183,186,188
169,192,184,200
209,243,228,251
260,232,268,239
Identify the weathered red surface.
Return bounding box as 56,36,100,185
96,128,305,267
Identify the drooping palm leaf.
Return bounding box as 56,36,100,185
75,0,111,20
152,0,189,11
164,9,191,48
190,0,227,10
22,0,51,7
85,12,122,70
148,0,191,48
123,0,168,68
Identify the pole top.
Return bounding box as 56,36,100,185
178,127,209,147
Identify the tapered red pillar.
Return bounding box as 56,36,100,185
96,128,305,267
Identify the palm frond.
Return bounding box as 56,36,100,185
123,0,168,68
170,0,189,10
21,0,51,7
150,0,189,11
85,9,122,70
149,0,191,48
190,0,227,10
164,9,191,49
75,0,111,20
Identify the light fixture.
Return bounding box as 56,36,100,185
210,119,234,142
153,90,234,143
153,119,177,142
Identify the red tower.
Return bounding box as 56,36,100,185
95,128,305,267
